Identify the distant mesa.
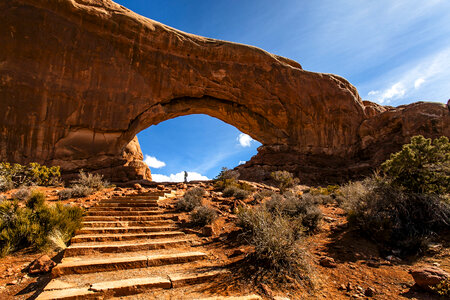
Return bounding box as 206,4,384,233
0,0,448,183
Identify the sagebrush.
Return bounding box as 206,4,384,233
190,205,217,226
177,187,205,211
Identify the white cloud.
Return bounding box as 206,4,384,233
237,133,253,147
414,78,425,89
368,82,406,104
144,155,166,169
151,171,209,182
238,161,246,165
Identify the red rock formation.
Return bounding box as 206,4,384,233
0,0,448,183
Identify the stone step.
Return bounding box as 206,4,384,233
83,215,175,222
64,239,190,256
81,220,173,228
109,195,161,201
96,202,159,208
101,198,160,204
36,287,97,300
52,252,208,277
198,296,262,300
39,269,228,299
87,210,167,216
76,226,179,235
89,206,160,211
70,231,186,243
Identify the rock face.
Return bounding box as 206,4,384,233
0,0,449,183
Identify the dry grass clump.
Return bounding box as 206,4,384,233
265,192,322,232
58,170,109,199
236,204,315,286
12,185,32,200
223,185,251,199
190,205,217,226
177,187,205,212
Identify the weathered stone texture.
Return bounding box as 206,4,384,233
0,0,448,183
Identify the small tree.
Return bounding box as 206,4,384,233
271,170,299,194
382,135,450,194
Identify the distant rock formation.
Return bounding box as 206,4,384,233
0,0,448,183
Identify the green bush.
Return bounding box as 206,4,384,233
382,135,450,194
177,187,205,212
190,205,217,226
271,170,299,194
342,177,450,254
214,167,240,191
0,162,61,187
0,193,83,256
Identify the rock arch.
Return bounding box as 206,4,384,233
0,0,448,183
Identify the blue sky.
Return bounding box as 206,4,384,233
115,0,450,181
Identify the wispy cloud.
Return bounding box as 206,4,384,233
368,82,406,104
237,133,253,147
151,171,209,182
364,46,450,105
238,160,246,165
144,155,166,168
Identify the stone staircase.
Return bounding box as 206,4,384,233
37,190,231,299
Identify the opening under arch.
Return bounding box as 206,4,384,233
137,114,262,182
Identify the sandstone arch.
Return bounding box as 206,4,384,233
0,0,448,183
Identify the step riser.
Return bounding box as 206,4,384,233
90,207,160,211
64,240,188,257
83,216,172,221
76,227,178,235
70,232,185,243
52,254,206,277
87,211,165,216
82,221,173,228
97,203,159,207
100,200,159,204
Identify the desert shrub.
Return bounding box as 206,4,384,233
271,170,299,194
26,190,46,210
382,135,450,194
190,205,217,226
69,185,94,198
72,170,108,191
343,178,450,254
58,188,73,200
177,187,205,212
0,162,61,187
223,185,250,199
0,194,83,256
214,167,240,191
12,186,32,200
431,279,450,297
236,205,313,283
265,192,322,232
253,190,275,202
0,176,14,192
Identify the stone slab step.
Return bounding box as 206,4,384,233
36,287,97,300
169,269,229,288
101,199,159,204
70,231,185,243
76,226,178,235
65,239,189,256
81,220,173,228
90,276,171,296
52,252,207,277
96,202,159,208
109,195,161,201
198,296,262,300
87,210,166,216
89,206,160,211
83,215,175,222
